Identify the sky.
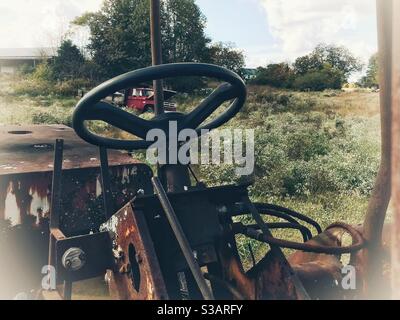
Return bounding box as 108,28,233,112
0,0,378,75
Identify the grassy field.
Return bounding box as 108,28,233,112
0,73,382,293
0,74,381,228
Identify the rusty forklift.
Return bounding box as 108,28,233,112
1,0,399,300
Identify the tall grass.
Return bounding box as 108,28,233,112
197,88,381,229
0,75,381,236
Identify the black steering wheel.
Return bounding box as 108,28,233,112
72,63,247,150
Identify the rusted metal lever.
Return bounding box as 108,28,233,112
99,147,114,219
242,197,310,300
48,139,72,300
151,177,214,300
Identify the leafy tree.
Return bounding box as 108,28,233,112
166,41,245,92
75,0,211,79
51,40,86,80
74,0,246,92
360,53,379,88
74,0,152,78
292,64,343,91
293,55,322,76
293,44,362,83
251,63,293,88
162,0,211,63
208,42,245,76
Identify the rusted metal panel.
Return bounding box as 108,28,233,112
216,230,301,300
0,161,153,233
103,203,168,300
0,125,152,232
0,125,138,175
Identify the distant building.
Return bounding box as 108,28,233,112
241,68,257,82
0,48,55,74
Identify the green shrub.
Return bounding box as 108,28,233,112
292,65,344,91
13,77,92,98
251,63,293,88
13,78,53,97
31,63,53,82
12,58,94,98
32,110,72,126
52,79,92,96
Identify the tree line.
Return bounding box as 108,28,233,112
250,44,367,91
37,0,378,93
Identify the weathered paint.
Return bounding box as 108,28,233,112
0,124,138,175
103,203,168,300
0,125,148,232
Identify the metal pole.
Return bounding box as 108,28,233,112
391,0,400,300
50,139,64,229
151,177,214,300
48,139,64,269
99,147,114,219
362,0,393,299
150,0,165,115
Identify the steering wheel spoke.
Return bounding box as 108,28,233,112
183,83,238,130
86,101,153,139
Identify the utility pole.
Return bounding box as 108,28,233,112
150,0,165,115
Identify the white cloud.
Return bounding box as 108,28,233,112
0,0,103,48
258,0,378,63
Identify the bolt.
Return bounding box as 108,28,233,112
64,259,72,269
62,247,86,271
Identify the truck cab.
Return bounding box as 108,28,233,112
125,88,177,113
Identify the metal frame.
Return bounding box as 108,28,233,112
150,0,165,115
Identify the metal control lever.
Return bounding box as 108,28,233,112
242,197,310,300
151,177,214,300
